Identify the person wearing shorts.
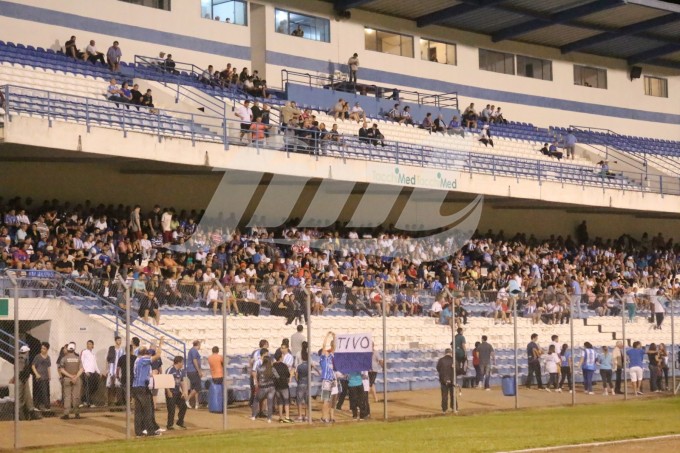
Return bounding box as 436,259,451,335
295,345,310,422
185,341,202,409
627,341,645,395
235,100,252,142
319,332,336,423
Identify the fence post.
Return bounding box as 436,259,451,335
85,97,90,133
221,284,228,430
47,91,52,128
116,275,132,441
305,287,312,425
8,273,19,449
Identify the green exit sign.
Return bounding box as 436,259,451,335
0,298,8,317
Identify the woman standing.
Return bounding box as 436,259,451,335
558,344,573,393
598,346,614,396
472,342,481,388
544,345,561,392
578,342,597,395
647,343,660,393
658,343,669,391
251,356,275,423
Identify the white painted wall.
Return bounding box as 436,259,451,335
0,0,678,139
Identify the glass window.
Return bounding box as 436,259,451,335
200,1,247,25
419,39,456,65
516,55,552,81
644,76,668,98
275,9,330,43
365,28,414,58
118,0,170,11
573,65,607,89
479,49,514,75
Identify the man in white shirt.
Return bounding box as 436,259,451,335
80,340,101,407
161,209,173,243
85,40,105,64
235,100,253,142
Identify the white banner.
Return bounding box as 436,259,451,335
335,332,373,353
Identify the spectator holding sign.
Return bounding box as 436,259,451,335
319,331,336,424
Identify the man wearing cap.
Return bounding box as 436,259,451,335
132,340,163,437
58,342,83,419
436,348,455,413
11,345,42,420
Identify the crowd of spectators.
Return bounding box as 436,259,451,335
106,78,155,111
64,35,122,72
1,198,677,328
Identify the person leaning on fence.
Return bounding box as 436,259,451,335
58,342,83,420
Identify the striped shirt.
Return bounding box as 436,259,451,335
581,348,597,371
319,353,335,381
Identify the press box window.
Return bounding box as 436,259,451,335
479,49,514,75
574,65,607,89
118,0,171,11
275,9,330,43
644,76,668,98
201,0,247,25
365,28,414,58
517,55,552,81
420,39,456,65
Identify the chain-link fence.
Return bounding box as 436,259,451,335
0,270,677,448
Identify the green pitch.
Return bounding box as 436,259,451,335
41,398,680,453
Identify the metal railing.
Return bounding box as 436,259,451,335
0,326,26,364
281,69,459,110
6,83,680,195
133,55,228,117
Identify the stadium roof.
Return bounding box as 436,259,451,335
332,0,680,70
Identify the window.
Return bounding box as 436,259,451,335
419,39,456,65
517,55,552,81
365,28,414,58
644,76,668,98
275,9,330,43
118,0,170,11
479,49,514,75
573,65,607,89
201,1,247,25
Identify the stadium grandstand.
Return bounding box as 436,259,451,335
0,0,679,449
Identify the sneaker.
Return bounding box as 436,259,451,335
267,419,272,424
588,392,594,395
284,418,294,423
176,423,187,429
569,390,573,394
60,415,70,420
166,426,175,431
142,430,148,436
186,401,191,409
156,428,166,433
485,388,490,391
556,389,562,393
250,416,256,421
545,388,551,393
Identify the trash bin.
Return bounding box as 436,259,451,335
502,375,516,396
208,382,223,413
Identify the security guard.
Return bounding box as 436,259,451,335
58,342,84,420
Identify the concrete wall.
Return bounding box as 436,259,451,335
0,0,678,139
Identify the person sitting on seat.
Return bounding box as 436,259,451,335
163,54,177,74
491,107,507,124
447,116,465,138
349,102,365,123
478,125,494,147
358,121,371,144
548,141,563,160
367,123,385,147
462,103,478,129
434,114,447,133
400,106,414,125
85,40,106,65
106,78,128,106
387,103,401,122
420,113,435,133
65,36,86,61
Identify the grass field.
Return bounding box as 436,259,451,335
37,398,680,453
